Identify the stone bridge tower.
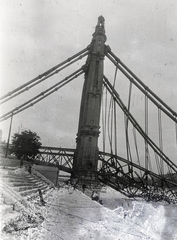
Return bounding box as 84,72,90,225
73,16,107,182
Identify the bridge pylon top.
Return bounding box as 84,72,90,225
95,16,105,32
90,16,107,57
92,16,106,40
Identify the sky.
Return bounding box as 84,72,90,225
0,0,177,164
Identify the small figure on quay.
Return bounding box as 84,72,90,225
91,191,99,201
38,189,45,206
91,191,103,204
20,158,23,168
82,184,86,193
28,161,32,174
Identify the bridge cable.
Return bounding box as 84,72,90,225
132,127,143,178
106,47,177,118
0,46,89,103
0,51,88,105
101,84,109,158
0,69,83,121
166,163,175,183
124,81,134,177
101,85,106,154
114,99,117,156
158,108,164,175
107,92,114,154
113,66,118,156
154,152,162,176
145,92,149,171
105,88,108,151
105,49,177,123
106,49,177,180
104,86,108,154
0,68,84,122
103,75,177,173
124,113,133,176
148,151,153,172
126,82,133,161
175,118,177,150
107,66,118,154
106,51,176,176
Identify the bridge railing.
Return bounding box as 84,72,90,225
34,146,75,173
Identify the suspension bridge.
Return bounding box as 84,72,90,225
1,16,177,203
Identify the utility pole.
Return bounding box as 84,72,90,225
5,113,13,158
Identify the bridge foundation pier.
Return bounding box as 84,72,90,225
71,170,98,185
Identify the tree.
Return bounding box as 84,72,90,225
10,130,42,162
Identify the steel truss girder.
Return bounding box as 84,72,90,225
34,147,75,173
98,152,177,203
34,146,177,203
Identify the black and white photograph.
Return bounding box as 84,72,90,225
0,1,177,239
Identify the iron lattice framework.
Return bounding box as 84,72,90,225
1,16,177,203
34,147,177,203
34,146,74,173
